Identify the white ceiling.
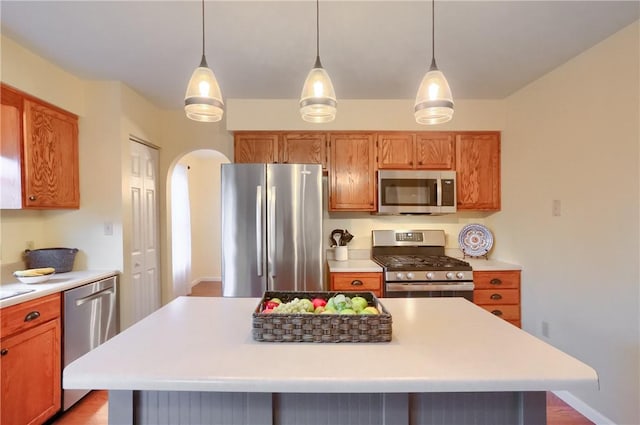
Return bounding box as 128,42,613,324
2,1,638,110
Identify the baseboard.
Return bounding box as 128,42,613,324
190,277,221,288
553,391,615,425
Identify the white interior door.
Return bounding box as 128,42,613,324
129,140,161,323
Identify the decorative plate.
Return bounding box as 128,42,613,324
458,224,494,257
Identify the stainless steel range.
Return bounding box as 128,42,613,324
372,229,474,300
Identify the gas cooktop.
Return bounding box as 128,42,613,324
372,254,472,271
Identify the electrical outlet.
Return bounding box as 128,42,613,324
552,200,561,217
104,222,114,236
541,321,550,338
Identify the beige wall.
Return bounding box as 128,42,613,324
490,21,639,424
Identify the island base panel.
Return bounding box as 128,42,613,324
108,390,546,425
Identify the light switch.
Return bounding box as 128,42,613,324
552,200,561,217
104,222,114,236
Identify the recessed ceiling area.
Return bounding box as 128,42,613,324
1,1,638,109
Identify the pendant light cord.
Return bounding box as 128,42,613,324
316,0,320,58
201,0,206,57
429,0,438,70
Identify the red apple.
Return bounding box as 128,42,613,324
312,298,327,309
262,308,274,314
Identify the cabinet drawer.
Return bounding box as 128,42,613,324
1,293,61,338
474,289,519,305
479,304,520,321
330,273,382,294
473,270,520,289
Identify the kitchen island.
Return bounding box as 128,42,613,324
64,297,597,425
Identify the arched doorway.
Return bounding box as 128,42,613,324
170,149,230,298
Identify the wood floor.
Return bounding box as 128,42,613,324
52,281,594,425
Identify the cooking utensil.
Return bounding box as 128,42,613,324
340,230,353,246
330,229,344,247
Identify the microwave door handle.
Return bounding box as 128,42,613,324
436,178,443,206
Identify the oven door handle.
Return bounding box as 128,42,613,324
386,283,475,292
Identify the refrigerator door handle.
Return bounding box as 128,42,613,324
256,185,263,277
268,185,277,278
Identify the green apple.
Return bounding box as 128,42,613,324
351,296,368,312
314,306,325,314
362,306,379,315
339,308,356,315
323,307,337,314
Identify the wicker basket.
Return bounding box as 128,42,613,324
24,248,79,273
252,291,392,343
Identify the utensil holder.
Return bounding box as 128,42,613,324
335,246,348,261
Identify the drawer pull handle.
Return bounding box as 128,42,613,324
1,348,8,356
490,278,502,285
351,280,363,286
490,294,502,300
491,310,503,316
24,311,40,322
28,195,37,201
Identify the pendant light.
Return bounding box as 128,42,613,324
299,0,337,123
184,0,224,123
414,0,453,125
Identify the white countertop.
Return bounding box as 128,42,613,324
0,270,119,308
64,296,598,394
327,259,383,273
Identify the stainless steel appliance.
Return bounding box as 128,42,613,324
63,275,118,410
372,229,473,300
377,170,456,215
221,163,324,296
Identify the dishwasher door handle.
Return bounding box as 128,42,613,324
75,287,115,306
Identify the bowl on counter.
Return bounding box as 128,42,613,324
13,268,55,284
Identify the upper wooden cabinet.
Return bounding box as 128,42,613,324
329,133,376,211
234,132,279,163
377,132,455,170
234,132,328,169
1,84,79,209
455,132,501,211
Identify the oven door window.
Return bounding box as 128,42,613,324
380,178,437,206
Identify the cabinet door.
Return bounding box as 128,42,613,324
281,133,327,169
23,99,79,208
377,133,415,169
329,133,376,211
1,319,61,425
455,133,501,210
415,133,455,169
0,85,23,209
234,133,279,163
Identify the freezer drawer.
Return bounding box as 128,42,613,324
63,275,118,410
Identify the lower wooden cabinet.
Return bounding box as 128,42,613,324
1,294,61,425
330,272,383,297
473,270,521,328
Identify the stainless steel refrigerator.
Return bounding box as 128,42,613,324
221,163,324,296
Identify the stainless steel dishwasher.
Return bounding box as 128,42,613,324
63,275,119,410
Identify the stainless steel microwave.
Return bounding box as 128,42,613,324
377,170,457,215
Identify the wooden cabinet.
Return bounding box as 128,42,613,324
234,132,328,169
473,270,520,328
1,294,62,425
377,132,454,170
455,132,501,211
0,84,79,209
330,272,383,297
328,133,376,211
234,132,279,163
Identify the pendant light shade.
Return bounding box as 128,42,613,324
299,0,336,123
414,0,453,125
184,0,224,123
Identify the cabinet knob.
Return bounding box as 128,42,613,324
28,195,37,201
1,348,8,356
490,293,502,300
491,310,503,316
24,311,41,322
351,280,363,286
490,278,502,285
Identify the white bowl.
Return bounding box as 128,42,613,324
14,273,53,284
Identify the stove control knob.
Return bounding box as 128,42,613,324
456,272,465,280
406,272,415,280
396,272,404,280
426,272,434,280
446,272,454,280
